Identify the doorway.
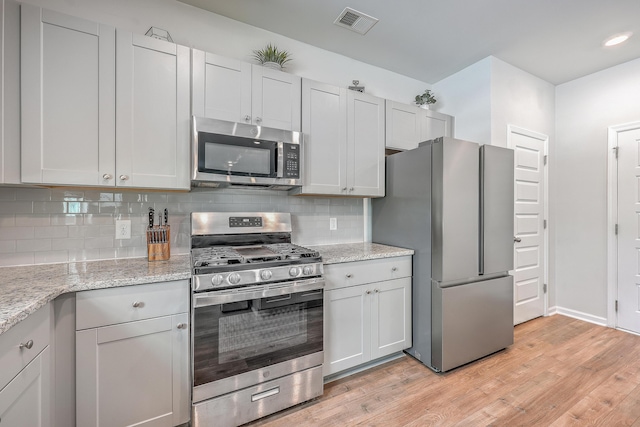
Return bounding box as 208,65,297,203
507,125,549,325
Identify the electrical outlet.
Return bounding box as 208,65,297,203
329,218,337,230
115,220,131,240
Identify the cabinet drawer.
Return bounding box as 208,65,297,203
76,280,189,330
0,303,51,389
324,256,412,290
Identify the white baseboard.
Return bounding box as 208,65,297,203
550,306,607,326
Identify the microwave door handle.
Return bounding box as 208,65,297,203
276,142,284,178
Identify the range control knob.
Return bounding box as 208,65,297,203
228,273,241,285
302,266,314,275
289,267,301,277
211,275,224,286
260,270,273,281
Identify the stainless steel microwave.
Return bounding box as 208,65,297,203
191,117,303,189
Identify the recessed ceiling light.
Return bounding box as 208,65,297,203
604,32,632,47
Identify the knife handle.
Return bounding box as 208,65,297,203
148,208,154,228
164,208,168,226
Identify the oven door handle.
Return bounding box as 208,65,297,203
193,278,324,308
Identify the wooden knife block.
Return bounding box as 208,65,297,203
147,225,170,261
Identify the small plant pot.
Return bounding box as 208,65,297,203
262,61,283,71
419,104,430,110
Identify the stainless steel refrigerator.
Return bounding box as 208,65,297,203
372,136,514,372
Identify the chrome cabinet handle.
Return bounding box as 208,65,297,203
119,175,129,181
176,323,187,329
132,301,143,308
514,237,522,243
342,187,347,192
374,289,379,293
391,267,398,272
244,115,251,122
19,340,34,350
255,117,262,123
102,173,112,180
365,290,371,295
346,273,353,279
349,187,354,192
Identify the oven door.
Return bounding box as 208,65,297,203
191,278,324,402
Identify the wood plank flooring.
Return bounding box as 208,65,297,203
247,315,640,426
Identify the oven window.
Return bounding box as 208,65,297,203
193,293,323,387
204,143,271,175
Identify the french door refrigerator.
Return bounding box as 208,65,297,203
372,136,514,372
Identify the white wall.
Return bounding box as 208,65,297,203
432,57,492,145
555,57,640,319
21,0,430,104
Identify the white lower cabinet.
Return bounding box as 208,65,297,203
0,304,52,427
76,280,190,427
323,257,412,376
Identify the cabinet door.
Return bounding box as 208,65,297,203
370,278,412,359
0,0,20,184
0,347,51,427
251,65,301,131
116,32,190,190
298,79,347,196
192,50,252,123
347,91,385,197
385,101,422,151
420,109,454,141
21,5,116,186
323,285,370,376
76,314,190,427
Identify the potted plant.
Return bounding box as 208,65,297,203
415,89,437,109
252,43,292,70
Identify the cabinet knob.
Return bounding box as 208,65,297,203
244,115,251,122
346,273,353,279
365,290,371,295
514,236,522,243
392,267,398,272
119,175,129,181
374,289,380,293
349,187,354,192
255,117,262,124
132,301,144,308
19,340,34,350
342,188,347,192
177,323,187,329
102,173,112,180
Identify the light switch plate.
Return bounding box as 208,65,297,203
115,220,131,239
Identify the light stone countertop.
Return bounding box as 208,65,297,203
310,242,414,265
0,255,191,335
0,242,412,336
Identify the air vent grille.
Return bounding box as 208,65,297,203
334,7,379,35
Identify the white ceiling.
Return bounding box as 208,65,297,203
177,0,640,85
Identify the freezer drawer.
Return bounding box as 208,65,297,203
431,275,513,372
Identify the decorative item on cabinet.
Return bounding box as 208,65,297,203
144,26,173,42
252,43,292,70
414,89,437,109
348,80,365,93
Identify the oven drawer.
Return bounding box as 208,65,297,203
192,365,323,427
0,303,51,389
324,256,412,290
76,280,189,330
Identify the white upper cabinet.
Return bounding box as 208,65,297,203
0,0,20,184
294,79,384,197
21,5,116,186
21,6,190,189
385,100,455,151
192,50,301,132
385,101,422,151
115,32,190,189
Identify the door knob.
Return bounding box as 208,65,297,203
514,237,522,243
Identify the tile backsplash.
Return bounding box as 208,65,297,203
0,186,364,267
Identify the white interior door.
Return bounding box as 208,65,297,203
615,126,640,333
508,126,548,325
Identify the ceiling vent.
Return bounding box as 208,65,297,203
334,7,379,35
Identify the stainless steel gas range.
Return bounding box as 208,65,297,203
189,212,325,427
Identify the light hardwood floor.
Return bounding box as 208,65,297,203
249,315,640,426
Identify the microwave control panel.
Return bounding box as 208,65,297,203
283,144,300,179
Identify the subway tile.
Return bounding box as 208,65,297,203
100,225,116,237
120,192,168,203
38,226,69,239
50,214,82,226
83,214,114,225
0,226,34,240
67,201,100,214
15,214,51,227
98,248,118,260
0,240,16,253
98,202,125,214
50,189,85,201
68,249,101,262
34,250,69,264
33,201,66,214
0,188,17,201
0,252,34,266
0,201,33,214
16,188,51,201
67,225,101,238
51,238,84,251
167,193,193,203
0,215,15,226
16,239,52,252
84,236,114,249
83,190,114,202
